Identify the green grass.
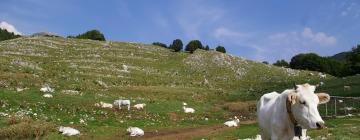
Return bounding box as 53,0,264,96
192,117,360,140
0,37,356,139
318,75,360,97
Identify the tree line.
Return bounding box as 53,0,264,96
67,30,106,41
0,28,21,41
152,39,226,53
272,45,360,77
66,30,227,54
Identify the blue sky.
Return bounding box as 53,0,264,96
1,0,359,62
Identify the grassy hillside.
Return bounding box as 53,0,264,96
0,37,332,139
318,75,360,97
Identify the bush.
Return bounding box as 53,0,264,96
152,42,167,48
185,40,203,53
273,59,289,67
169,39,183,52
0,117,56,139
71,29,106,41
215,46,226,53
204,45,210,51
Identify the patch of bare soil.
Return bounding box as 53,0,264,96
133,120,256,140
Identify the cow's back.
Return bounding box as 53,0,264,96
257,91,280,139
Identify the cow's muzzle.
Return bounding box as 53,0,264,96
316,122,325,129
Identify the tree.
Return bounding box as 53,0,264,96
169,39,183,52
152,42,167,48
262,61,269,64
289,53,349,77
347,45,360,74
273,59,289,67
204,45,210,51
185,40,203,53
215,46,226,53
0,28,21,41
73,29,106,41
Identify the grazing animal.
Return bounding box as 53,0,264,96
59,126,80,136
257,83,330,140
122,64,129,72
113,99,131,110
183,106,195,113
133,103,146,110
43,94,53,98
94,101,113,108
40,85,54,93
224,116,240,127
127,127,144,136
344,86,351,91
319,73,326,79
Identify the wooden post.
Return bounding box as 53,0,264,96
325,102,328,117
334,97,337,117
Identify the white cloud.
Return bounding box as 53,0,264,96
175,1,225,39
212,27,337,62
0,21,22,35
301,27,336,46
213,27,247,39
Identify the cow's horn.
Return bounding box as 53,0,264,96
293,83,297,90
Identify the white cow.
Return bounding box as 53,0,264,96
224,116,240,127
127,127,144,136
43,93,53,98
113,99,131,110
40,85,54,93
94,101,113,108
133,103,146,110
183,106,195,113
319,73,326,79
257,83,330,140
59,126,80,136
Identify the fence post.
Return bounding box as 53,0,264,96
334,97,337,117
325,103,328,117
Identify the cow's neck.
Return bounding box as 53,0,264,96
286,97,298,126
285,93,303,138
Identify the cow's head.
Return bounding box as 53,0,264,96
287,83,330,129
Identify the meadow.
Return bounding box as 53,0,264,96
0,37,358,139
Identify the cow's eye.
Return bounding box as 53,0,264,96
300,101,306,105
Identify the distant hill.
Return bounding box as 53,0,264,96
329,51,350,61
0,37,327,100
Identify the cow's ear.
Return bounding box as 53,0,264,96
316,93,330,104
287,92,297,105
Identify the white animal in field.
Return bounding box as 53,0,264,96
257,83,330,140
122,64,129,72
224,116,240,127
319,73,326,78
127,127,144,136
113,99,131,110
59,126,80,136
344,86,351,91
183,106,195,113
43,94,53,98
94,101,113,108
40,85,54,93
133,103,146,109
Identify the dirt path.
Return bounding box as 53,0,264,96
133,120,256,140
